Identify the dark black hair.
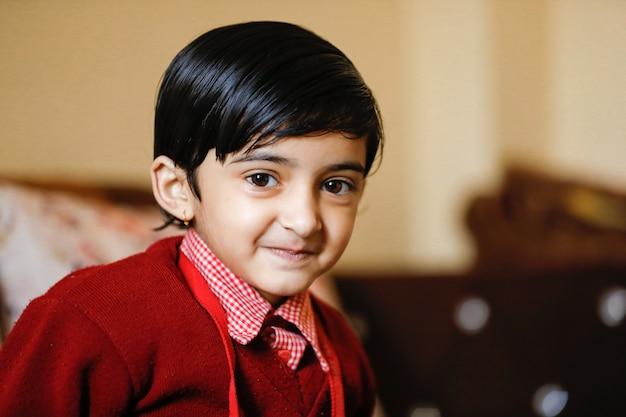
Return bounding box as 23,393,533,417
154,21,383,226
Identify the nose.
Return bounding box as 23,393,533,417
278,186,322,237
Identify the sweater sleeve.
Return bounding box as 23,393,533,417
0,296,135,417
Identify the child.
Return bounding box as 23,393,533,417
0,21,383,416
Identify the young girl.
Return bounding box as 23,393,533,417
0,21,384,416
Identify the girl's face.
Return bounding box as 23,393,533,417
188,133,366,305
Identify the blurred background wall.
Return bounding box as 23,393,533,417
1,0,625,274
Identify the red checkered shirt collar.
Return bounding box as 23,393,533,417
180,228,329,372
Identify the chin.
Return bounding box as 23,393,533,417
272,285,309,299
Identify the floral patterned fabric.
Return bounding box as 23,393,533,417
0,181,179,338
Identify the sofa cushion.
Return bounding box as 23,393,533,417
0,181,178,338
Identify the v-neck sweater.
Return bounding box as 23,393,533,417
0,237,376,416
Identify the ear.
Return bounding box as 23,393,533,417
150,155,195,222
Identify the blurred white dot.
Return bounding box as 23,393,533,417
597,286,626,327
532,383,568,417
454,296,490,335
409,405,441,417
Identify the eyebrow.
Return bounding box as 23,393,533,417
231,151,366,174
231,151,293,166
327,162,366,175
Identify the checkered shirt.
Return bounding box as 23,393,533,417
180,228,329,372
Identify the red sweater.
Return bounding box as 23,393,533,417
0,237,375,416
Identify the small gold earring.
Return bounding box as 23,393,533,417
182,210,190,227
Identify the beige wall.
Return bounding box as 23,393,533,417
2,1,625,273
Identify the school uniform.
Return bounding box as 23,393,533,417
0,234,375,416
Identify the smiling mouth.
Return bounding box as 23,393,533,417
267,247,316,262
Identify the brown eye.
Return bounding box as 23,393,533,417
323,180,351,194
246,173,277,187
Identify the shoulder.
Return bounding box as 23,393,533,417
42,235,198,329
8,235,229,395
30,236,195,340
46,236,185,302
24,236,208,354
2,236,232,412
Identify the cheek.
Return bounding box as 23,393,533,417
215,197,273,239
325,207,359,248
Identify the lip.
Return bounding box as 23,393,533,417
266,247,318,262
